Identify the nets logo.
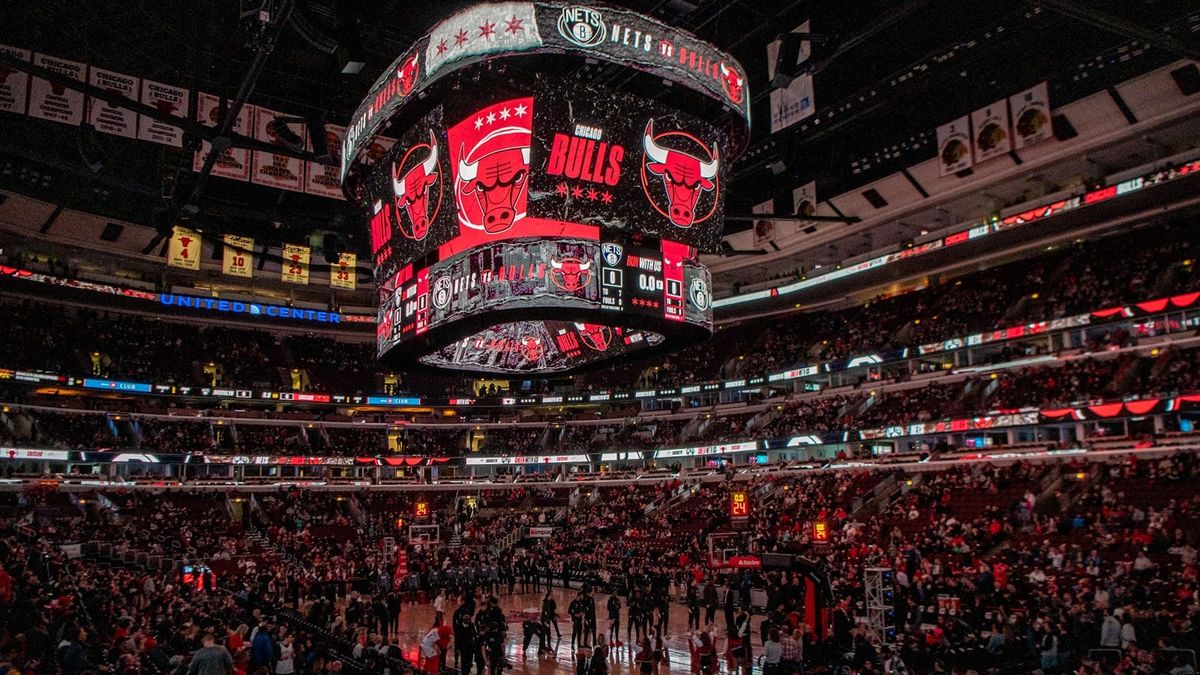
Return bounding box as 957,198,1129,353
431,276,452,310
689,277,710,311
558,7,607,47
602,243,623,266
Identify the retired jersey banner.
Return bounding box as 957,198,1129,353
305,124,345,199
251,107,306,192
792,180,817,218
0,45,31,115
281,243,310,285
1010,81,1052,150
86,67,139,138
752,199,774,248
330,252,357,290
193,92,252,181
167,226,201,270
222,234,254,278
28,53,85,125
971,99,1011,163
138,79,188,147
936,115,973,176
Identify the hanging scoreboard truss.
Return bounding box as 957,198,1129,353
343,2,749,374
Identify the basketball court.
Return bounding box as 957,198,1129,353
391,586,769,674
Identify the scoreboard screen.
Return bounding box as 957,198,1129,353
345,2,747,373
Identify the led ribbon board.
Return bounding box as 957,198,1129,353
345,2,748,373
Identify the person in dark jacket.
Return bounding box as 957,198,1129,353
56,625,92,675
703,581,718,625
454,601,482,675
541,591,561,640
249,620,276,672
606,594,621,645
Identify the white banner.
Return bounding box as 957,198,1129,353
28,53,86,125
0,45,30,115
138,79,188,147
465,454,588,465
792,180,817,218
425,2,542,77
971,99,1011,163
305,123,345,199
767,22,816,133
936,115,973,176
0,448,70,461
528,527,555,538
1010,81,1052,150
752,199,774,248
87,67,139,138
251,107,306,192
653,442,758,459
193,92,252,181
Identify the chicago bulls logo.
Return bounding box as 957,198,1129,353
640,120,720,228
391,130,441,241
396,53,420,96
549,257,592,292
519,335,542,362
719,63,746,104
574,323,612,352
449,97,534,236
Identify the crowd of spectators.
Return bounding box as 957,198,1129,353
4,449,1198,673
5,341,1200,459
2,221,1198,402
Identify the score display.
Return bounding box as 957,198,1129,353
346,3,747,374
378,236,711,373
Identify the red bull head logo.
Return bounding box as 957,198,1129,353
391,130,441,240
549,257,592,292
719,63,745,104
396,53,420,97
574,323,612,352
641,120,719,228
448,98,534,236
456,129,530,234
519,335,542,362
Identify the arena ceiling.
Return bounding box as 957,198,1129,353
1,0,1196,254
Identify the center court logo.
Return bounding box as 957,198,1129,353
558,7,607,47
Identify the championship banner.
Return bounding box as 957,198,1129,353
1010,81,1052,150
194,93,252,181
330,251,357,290
281,243,310,285
28,53,86,125
752,199,774,248
167,226,201,270
222,234,254,278
0,45,31,115
936,115,973,176
86,67,139,138
766,21,815,133
138,79,188,147
305,124,345,199
971,98,1011,163
251,107,306,192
